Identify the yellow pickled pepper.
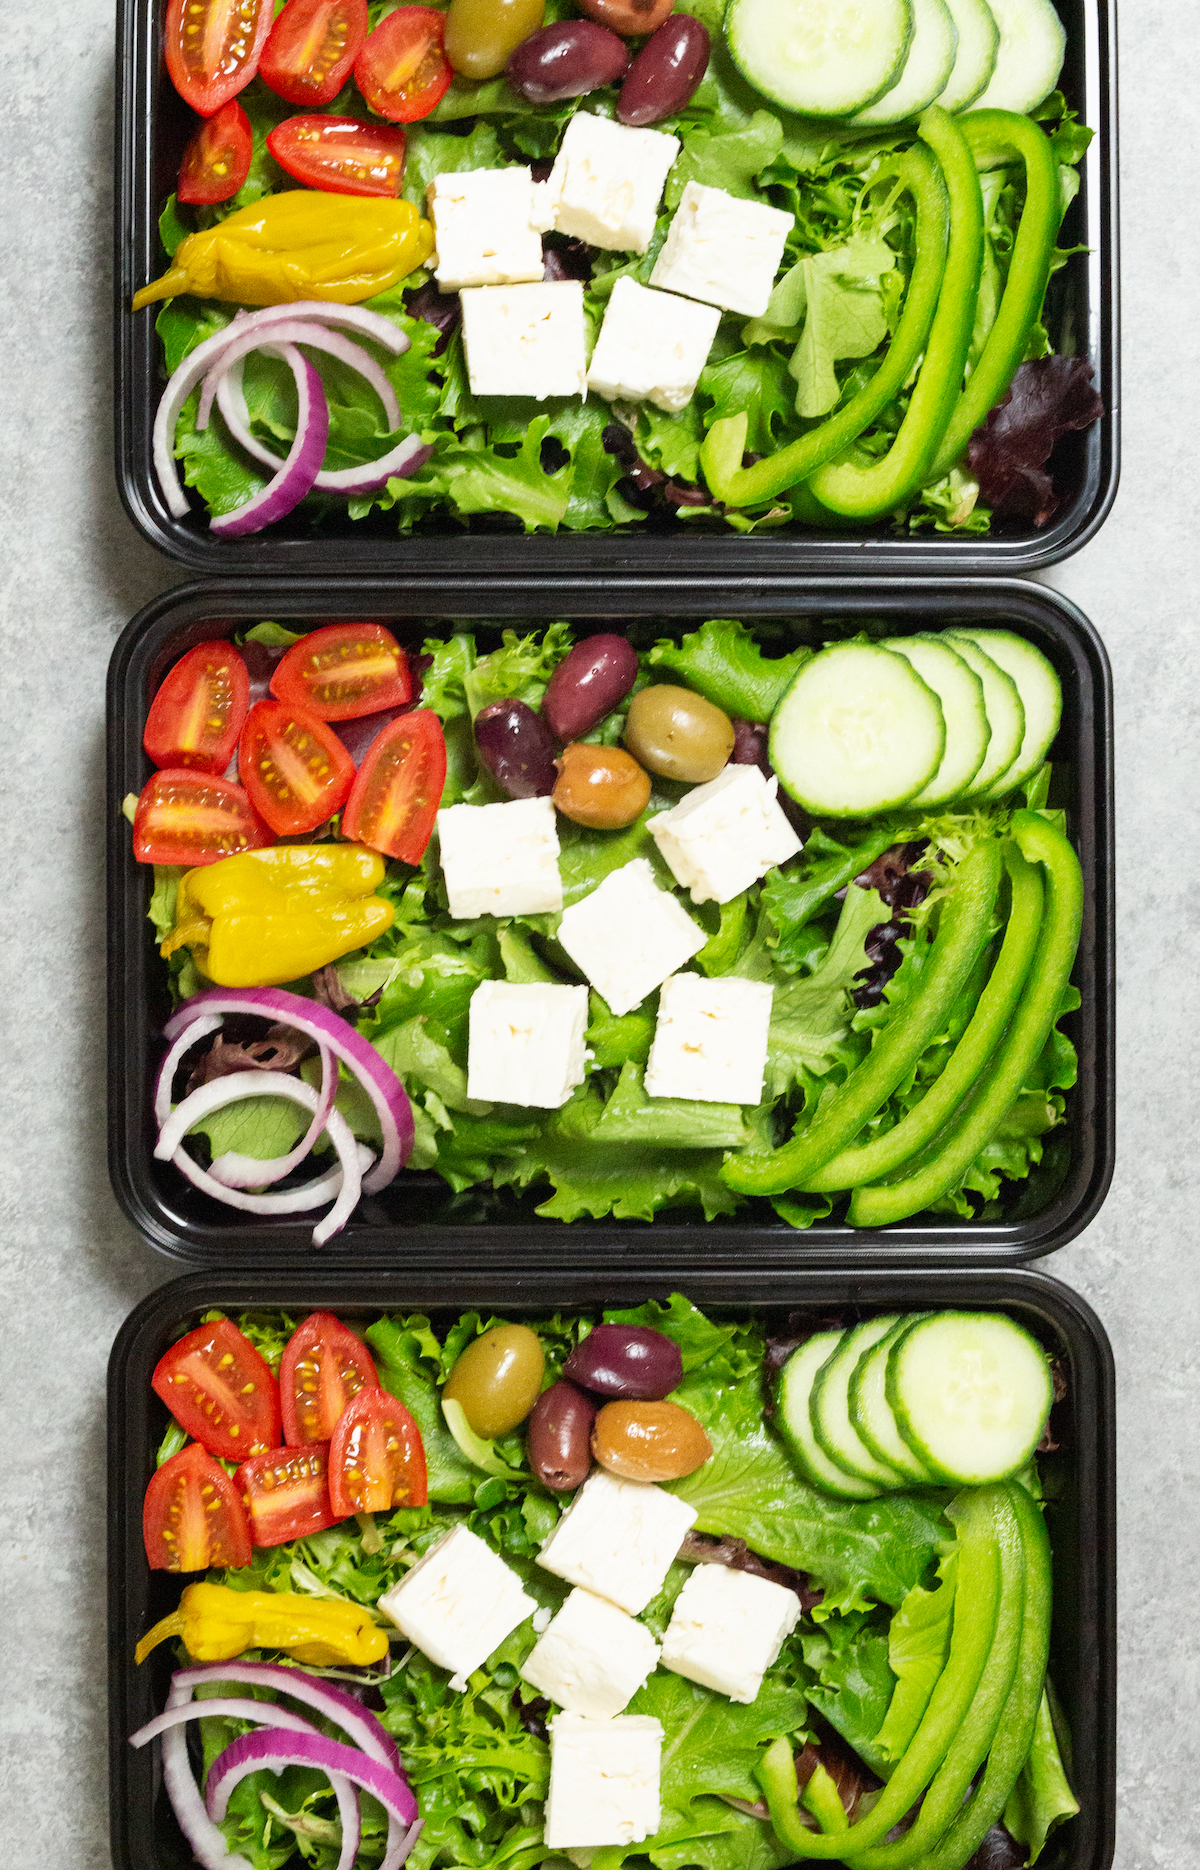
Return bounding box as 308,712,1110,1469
135,1581,390,1667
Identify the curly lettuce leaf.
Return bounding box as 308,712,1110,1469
648,617,812,721
1002,1687,1080,1864
873,1552,957,1762
801,1609,895,1776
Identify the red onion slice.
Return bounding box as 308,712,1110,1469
153,1014,224,1128
171,1661,402,1775
210,343,328,538
204,330,401,436
213,354,432,496
207,1728,420,1829
209,1042,336,1189
159,1679,253,1870
131,1697,321,1748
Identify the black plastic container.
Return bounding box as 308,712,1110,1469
107,1265,1116,1870
113,0,1118,576
107,575,1114,1267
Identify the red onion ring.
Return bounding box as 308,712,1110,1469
209,343,328,538
213,355,434,495
206,1728,420,1831
200,328,401,435
209,1042,336,1189
170,1661,402,1775
153,1014,224,1127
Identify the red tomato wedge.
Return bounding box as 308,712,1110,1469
260,0,369,105
177,100,254,205
144,639,250,771
237,1443,340,1545
238,698,357,836
270,624,413,721
355,6,454,122
342,708,446,863
144,1442,254,1572
267,115,407,197
164,0,275,115
280,1312,379,1445
132,769,273,866
329,1387,428,1517
152,1317,282,1459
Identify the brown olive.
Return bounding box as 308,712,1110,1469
591,1400,712,1482
553,743,651,829
527,1380,597,1491
623,686,735,782
579,0,675,36
443,1325,545,1439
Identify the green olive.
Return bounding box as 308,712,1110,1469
444,0,546,80
623,685,735,783
553,743,651,829
443,1325,545,1438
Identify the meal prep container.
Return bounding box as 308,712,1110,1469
113,0,1118,578
107,574,1114,1268
107,1264,1117,1870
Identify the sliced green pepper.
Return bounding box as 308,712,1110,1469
802,1761,850,1834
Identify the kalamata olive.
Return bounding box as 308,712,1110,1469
553,743,650,829
731,718,770,772
474,699,558,798
446,0,544,79
543,634,640,740
443,1325,545,1439
617,14,710,124
563,1322,684,1400
623,685,735,782
592,1400,712,1481
507,20,629,103
527,1380,597,1491
579,0,675,34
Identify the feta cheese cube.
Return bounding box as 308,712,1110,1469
467,980,589,1109
545,112,679,253
521,1587,660,1718
537,1470,697,1615
648,764,803,904
378,1524,537,1690
587,277,721,414
650,180,794,317
645,973,773,1106
428,166,546,290
437,795,562,920
660,1561,800,1703
544,1713,664,1849
556,859,706,1018
460,281,587,398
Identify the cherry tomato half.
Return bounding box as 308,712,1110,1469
237,1443,340,1544
270,623,413,720
260,0,368,105
329,1387,428,1517
132,769,273,866
280,1312,379,1445
355,6,454,123
164,0,275,116
238,698,357,836
267,115,407,195
341,708,446,863
152,1317,282,1460
177,100,254,205
144,639,250,771
143,1442,253,1572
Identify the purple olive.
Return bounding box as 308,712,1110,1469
507,20,630,103
527,1380,597,1491
543,634,640,742
563,1323,684,1401
617,14,710,126
731,718,770,773
474,699,558,799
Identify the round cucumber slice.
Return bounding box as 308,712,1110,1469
948,628,1062,797
769,641,946,819
849,1317,936,1484
850,0,958,125
886,1311,1054,1484
943,632,1024,796
935,0,999,110
776,1331,883,1501
726,0,915,119
884,634,990,805
811,1316,911,1485
971,0,1065,115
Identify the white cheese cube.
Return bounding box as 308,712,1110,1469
660,1562,800,1703
587,277,721,415
556,858,705,1018
460,281,587,398
467,980,589,1109
521,1587,660,1718
544,1713,664,1849
650,180,794,317
648,764,803,904
645,973,773,1106
428,166,546,290
545,112,680,253
437,795,563,919
378,1524,537,1690
536,1470,697,1615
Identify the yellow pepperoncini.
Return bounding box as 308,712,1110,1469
135,1581,390,1667
163,844,395,987
132,190,434,312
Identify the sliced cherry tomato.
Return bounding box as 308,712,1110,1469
144,1442,254,1572
237,1443,340,1544
163,0,275,115
132,769,273,866
152,1317,282,1459
267,115,407,196
177,100,254,205
355,6,454,122
280,1312,379,1445
238,698,357,836
144,639,250,771
341,708,446,863
260,0,369,104
329,1387,428,1517
270,624,413,720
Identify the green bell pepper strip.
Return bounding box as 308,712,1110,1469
806,844,1043,1191
849,810,1082,1227
802,1762,850,1834
722,839,1001,1199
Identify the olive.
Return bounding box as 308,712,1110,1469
543,634,640,741
507,20,630,103
443,1325,545,1439
623,685,735,783
592,1400,712,1482
474,699,557,798
617,14,710,124
563,1323,683,1401
579,0,675,35
731,718,770,772
445,0,545,79
553,743,650,829
527,1380,597,1491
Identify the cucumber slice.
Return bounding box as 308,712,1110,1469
849,1317,936,1484
971,0,1065,114
769,641,946,819
776,1331,883,1500
948,628,1062,798
935,0,999,110
943,632,1024,797
886,1311,1054,1484
726,0,915,118
884,634,990,805
811,1317,911,1485
850,0,958,125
